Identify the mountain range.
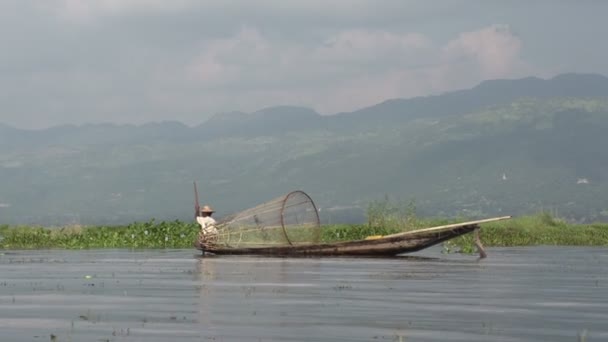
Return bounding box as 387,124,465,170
1,73,608,225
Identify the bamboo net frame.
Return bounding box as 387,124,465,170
210,190,321,248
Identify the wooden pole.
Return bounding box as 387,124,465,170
383,216,511,238
474,228,487,259
194,181,201,220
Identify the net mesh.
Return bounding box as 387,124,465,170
213,190,321,248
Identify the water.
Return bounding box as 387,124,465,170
0,247,607,341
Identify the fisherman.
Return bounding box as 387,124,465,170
197,205,218,239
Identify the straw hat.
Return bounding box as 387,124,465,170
200,205,215,213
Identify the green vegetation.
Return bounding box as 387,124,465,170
446,212,608,253
2,204,607,251
2,74,608,226
0,220,199,249
323,199,608,253
321,198,447,242
320,212,608,254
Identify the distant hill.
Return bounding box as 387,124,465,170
199,106,323,139
332,73,608,122
1,73,608,225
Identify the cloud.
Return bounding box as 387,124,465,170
186,25,533,114
443,25,526,79
0,1,558,129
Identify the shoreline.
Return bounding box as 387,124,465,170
2,214,607,251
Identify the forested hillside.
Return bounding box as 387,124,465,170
1,74,607,225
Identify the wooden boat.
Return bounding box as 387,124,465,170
195,216,511,257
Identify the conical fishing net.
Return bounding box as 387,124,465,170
212,190,321,248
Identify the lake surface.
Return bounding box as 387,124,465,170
0,247,606,342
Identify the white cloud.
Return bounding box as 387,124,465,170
186,25,533,114
443,25,526,79
189,27,278,86
7,0,592,129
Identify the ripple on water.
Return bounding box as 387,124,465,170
0,247,607,341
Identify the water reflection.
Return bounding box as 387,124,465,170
195,256,324,340
187,248,608,341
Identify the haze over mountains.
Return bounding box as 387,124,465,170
1,73,608,225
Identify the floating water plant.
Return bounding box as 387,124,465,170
1,212,607,250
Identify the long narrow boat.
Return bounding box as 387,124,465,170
195,216,511,257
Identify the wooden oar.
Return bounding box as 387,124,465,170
193,181,201,220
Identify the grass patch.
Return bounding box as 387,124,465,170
446,212,608,253
1,208,608,251
320,198,452,243
0,220,199,249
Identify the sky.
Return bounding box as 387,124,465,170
1,0,607,129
